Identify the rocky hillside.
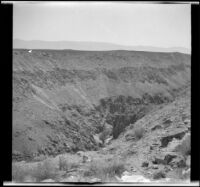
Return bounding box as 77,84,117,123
12,87,191,183
12,49,190,161
105,87,191,181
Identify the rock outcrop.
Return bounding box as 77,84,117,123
160,129,188,148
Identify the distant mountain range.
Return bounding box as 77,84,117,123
13,39,191,54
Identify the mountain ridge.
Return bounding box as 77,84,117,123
13,39,191,54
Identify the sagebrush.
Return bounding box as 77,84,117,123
12,158,58,182
58,155,79,171
83,158,125,181
134,126,145,140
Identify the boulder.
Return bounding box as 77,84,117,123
160,129,187,148
164,138,181,152
152,152,177,165
164,153,178,164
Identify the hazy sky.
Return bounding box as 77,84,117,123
13,2,191,49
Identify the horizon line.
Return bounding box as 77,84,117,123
13,38,191,50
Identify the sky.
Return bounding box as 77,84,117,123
13,2,191,49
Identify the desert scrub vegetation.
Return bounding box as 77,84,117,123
167,168,190,181
134,126,145,140
83,158,125,182
12,158,58,182
58,155,80,171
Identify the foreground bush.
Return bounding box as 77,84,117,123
12,162,29,182
12,158,58,182
167,168,190,180
58,155,79,171
33,158,58,181
83,158,125,181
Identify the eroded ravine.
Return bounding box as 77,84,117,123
12,49,190,164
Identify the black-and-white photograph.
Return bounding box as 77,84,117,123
5,1,198,185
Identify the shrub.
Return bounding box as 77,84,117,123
167,168,190,180
58,155,79,171
134,126,145,140
12,158,58,182
12,163,28,182
83,158,125,182
33,158,57,181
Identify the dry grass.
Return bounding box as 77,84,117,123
58,155,80,171
12,162,29,182
12,158,58,182
12,153,82,182
83,158,125,182
167,168,190,180
33,159,58,181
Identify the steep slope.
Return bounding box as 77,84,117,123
12,88,191,183
102,88,190,181
12,49,190,161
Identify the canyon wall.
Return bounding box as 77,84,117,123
12,49,190,161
